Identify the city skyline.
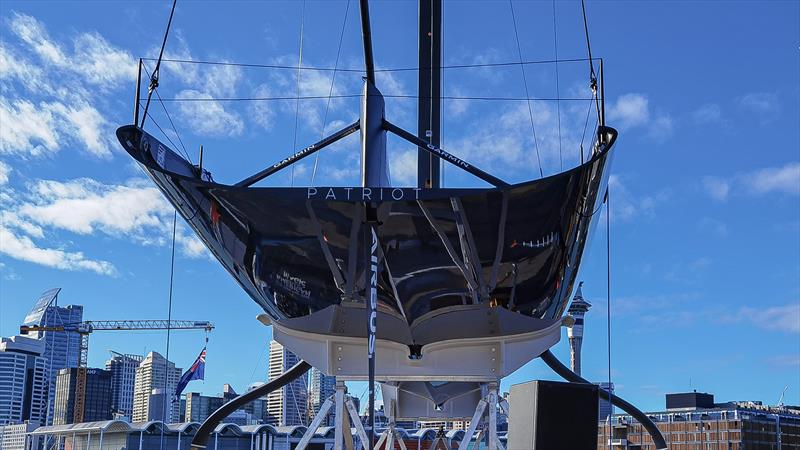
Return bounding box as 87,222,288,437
0,0,797,416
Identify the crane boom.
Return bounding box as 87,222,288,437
19,319,213,424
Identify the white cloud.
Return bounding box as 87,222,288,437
9,12,67,66
1,14,133,159
703,162,799,201
0,227,116,275
732,304,800,334
0,177,209,277
19,178,170,235
389,148,417,186
0,161,12,186
702,176,731,201
0,98,114,159
738,92,780,123
691,103,722,125
767,354,800,368
181,234,209,259
9,13,135,89
48,101,114,158
606,93,673,141
249,84,277,130
744,162,800,196
0,99,59,156
175,90,244,137
72,33,137,87
607,175,667,222
648,114,674,143
607,93,649,128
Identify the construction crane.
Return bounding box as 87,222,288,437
20,319,213,423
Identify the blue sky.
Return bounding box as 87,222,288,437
0,0,798,413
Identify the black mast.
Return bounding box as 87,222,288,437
417,0,442,188
359,2,378,450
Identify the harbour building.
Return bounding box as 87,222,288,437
0,335,47,426
21,288,83,426
597,392,800,449
53,368,112,425
131,352,181,422
105,352,143,420
266,340,307,426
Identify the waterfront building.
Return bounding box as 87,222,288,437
131,352,181,422
21,288,83,425
105,352,143,420
0,335,47,426
52,368,112,425
597,393,800,449
266,340,307,426
308,367,335,426
0,422,40,450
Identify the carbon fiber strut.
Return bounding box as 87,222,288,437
540,350,668,450
189,361,311,450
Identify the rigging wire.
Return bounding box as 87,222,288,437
581,0,602,123
578,96,595,164
160,211,178,450
141,0,179,129
143,105,186,158
508,0,544,178
311,0,351,186
158,94,596,102
605,187,614,449
143,56,600,73
142,62,192,163
552,0,563,172
291,0,307,188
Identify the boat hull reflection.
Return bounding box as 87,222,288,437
117,125,616,379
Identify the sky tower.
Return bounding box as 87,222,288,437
567,282,592,376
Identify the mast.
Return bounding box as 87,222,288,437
359,3,382,449
417,0,442,188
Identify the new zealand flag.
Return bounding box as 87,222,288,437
174,347,206,402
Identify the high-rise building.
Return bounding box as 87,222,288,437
308,367,336,426
567,282,591,377
596,382,615,421
21,288,83,425
0,335,47,426
266,340,307,426
184,393,224,423
243,383,272,424
52,368,112,425
131,352,181,422
105,352,144,420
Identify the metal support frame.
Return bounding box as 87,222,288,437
296,381,368,450
429,429,448,450
374,399,408,450
134,58,142,125
417,0,442,189
417,200,480,302
458,383,505,450
384,120,508,187
599,58,605,128
236,121,360,187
